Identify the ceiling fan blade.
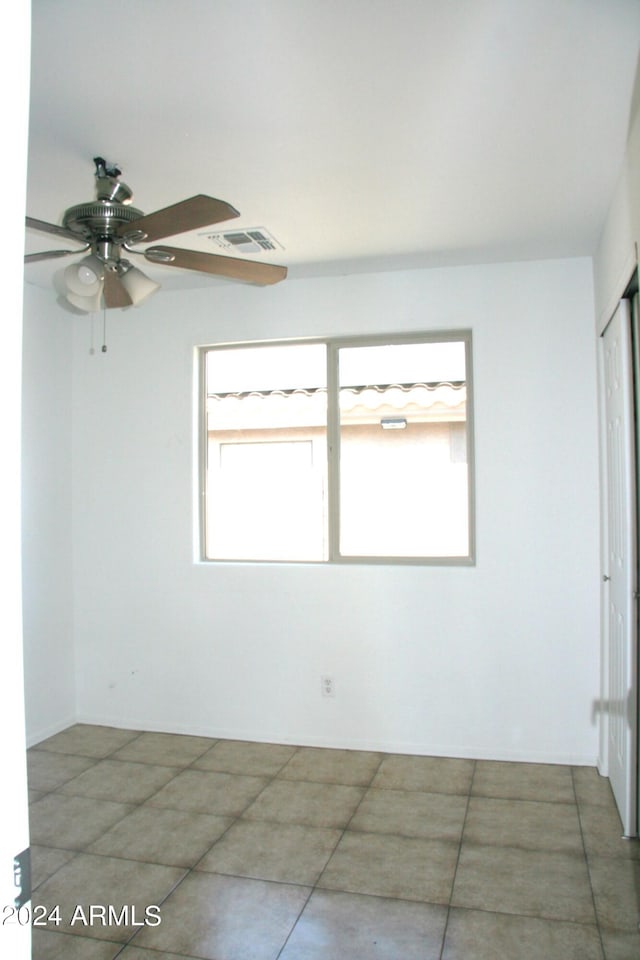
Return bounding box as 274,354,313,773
24,248,86,264
26,215,84,243
103,270,133,308
144,245,287,286
118,195,240,244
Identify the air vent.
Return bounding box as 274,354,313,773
199,226,284,255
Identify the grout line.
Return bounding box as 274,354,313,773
187,743,306,867
118,740,309,954
437,757,476,960
571,765,607,959
316,750,387,865
273,751,387,959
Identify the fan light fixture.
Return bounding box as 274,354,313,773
62,254,159,312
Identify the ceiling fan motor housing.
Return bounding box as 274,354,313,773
62,201,145,243
61,158,146,257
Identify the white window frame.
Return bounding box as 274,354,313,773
199,330,475,565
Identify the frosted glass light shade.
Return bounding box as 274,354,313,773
64,255,104,296
120,266,160,306
66,286,103,313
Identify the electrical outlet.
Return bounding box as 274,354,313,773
321,675,335,698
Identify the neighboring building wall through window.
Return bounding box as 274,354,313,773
202,333,474,563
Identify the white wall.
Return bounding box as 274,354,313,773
52,255,600,764
22,284,75,744
2,4,32,954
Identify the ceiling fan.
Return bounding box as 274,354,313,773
25,157,287,311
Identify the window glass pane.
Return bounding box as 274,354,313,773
205,343,328,561
338,340,469,558
202,335,473,564
339,340,465,385
206,343,326,393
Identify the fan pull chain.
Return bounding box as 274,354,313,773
101,304,108,353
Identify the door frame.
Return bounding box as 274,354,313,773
597,275,640,838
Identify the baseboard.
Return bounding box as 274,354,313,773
73,712,598,767
26,714,77,748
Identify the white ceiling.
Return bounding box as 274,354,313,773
25,0,640,293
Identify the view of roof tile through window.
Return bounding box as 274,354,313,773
207,382,467,430
208,381,465,398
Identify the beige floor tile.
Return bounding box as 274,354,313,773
463,796,583,853
193,739,297,776
31,929,123,959
573,766,617,808
35,724,140,758
196,820,341,884
318,831,458,904
278,747,382,786
441,907,603,960
58,759,178,804
472,761,574,803
279,889,447,959
132,871,310,960
119,947,204,960
371,754,474,795
145,768,267,816
32,853,186,942
599,929,640,959
242,779,364,828
29,794,134,850
452,844,596,923
88,805,232,867
112,731,215,767
588,856,640,932
31,845,77,890
349,787,467,841
27,750,96,792
580,803,640,860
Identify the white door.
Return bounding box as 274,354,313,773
602,298,638,838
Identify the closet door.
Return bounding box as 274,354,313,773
602,298,638,837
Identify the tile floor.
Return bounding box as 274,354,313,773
26,724,640,959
